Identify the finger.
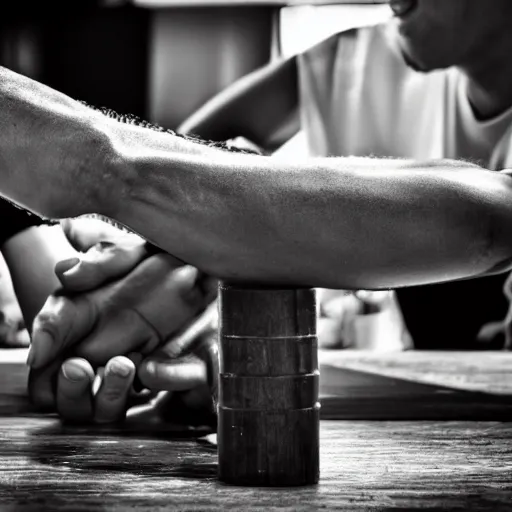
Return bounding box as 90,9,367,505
160,300,218,359
135,263,206,338
142,332,218,425
57,358,95,423
197,275,219,304
94,356,135,423
28,293,97,369
195,332,219,409
27,358,64,411
138,331,218,395
55,240,150,292
60,217,140,252
138,352,207,392
72,309,157,368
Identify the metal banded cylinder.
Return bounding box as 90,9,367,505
217,282,320,486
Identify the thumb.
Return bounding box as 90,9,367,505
28,291,98,369
55,239,149,292
61,217,139,253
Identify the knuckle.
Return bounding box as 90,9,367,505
34,310,59,331
35,296,75,336
158,265,205,312
76,294,98,328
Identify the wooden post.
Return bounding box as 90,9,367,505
217,282,320,486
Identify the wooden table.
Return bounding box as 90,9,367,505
1,349,512,510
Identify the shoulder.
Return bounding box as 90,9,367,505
300,23,392,64
298,22,404,88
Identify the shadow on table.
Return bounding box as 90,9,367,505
20,363,512,477
22,393,218,478
8,420,215,484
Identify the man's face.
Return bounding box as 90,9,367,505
388,0,510,72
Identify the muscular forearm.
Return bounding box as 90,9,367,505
2,66,512,289
110,133,512,288
0,66,121,219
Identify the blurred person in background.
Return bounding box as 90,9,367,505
177,0,512,351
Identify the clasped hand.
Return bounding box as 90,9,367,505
27,218,218,424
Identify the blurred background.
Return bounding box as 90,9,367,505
0,0,389,129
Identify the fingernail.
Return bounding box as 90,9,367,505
62,262,83,279
175,266,202,302
62,360,88,381
174,265,199,284
106,359,132,378
144,361,156,375
28,330,54,369
55,257,81,275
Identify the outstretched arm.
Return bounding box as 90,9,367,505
113,146,512,289
1,65,512,289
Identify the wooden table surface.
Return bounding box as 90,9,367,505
1,349,511,511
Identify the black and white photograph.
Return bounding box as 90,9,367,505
0,0,511,510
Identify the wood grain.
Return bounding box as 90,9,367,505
0,418,511,511
1,350,512,510
218,284,319,486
